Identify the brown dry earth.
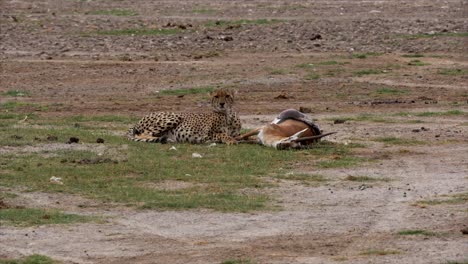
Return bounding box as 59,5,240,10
1,0,467,263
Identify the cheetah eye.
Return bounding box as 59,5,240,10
214,95,219,98
225,95,230,98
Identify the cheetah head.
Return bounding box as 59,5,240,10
210,89,235,113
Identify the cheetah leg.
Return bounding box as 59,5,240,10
212,133,238,145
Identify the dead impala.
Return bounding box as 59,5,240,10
237,109,336,149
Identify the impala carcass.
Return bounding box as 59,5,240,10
237,109,336,149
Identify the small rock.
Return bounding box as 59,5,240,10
47,135,58,141
169,146,177,151
208,143,217,147
49,176,63,185
67,137,79,144
220,35,233,41
299,106,312,113
334,119,346,124
310,34,322,41
192,153,203,158
274,92,291,99
461,228,468,235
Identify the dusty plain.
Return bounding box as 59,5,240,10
0,0,467,263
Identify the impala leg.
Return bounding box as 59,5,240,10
235,128,261,140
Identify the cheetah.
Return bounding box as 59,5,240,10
127,88,241,144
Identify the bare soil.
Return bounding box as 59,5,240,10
1,0,467,263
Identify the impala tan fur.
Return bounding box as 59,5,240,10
237,109,335,149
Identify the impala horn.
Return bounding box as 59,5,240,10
292,132,337,143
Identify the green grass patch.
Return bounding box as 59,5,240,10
87,9,138,16
192,8,217,14
0,254,59,264
0,208,95,227
397,229,435,236
316,156,367,169
353,69,384,76
416,192,468,206
305,72,320,80
344,175,390,182
352,52,383,59
375,87,410,95
0,101,48,112
0,116,364,212
394,110,466,117
296,61,348,68
63,115,138,124
159,86,215,96
437,68,468,76
0,124,125,146
267,68,288,75
373,137,425,145
275,173,327,183
360,249,400,256
414,110,465,117
401,54,424,58
296,63,315,69
204,19,282,27
0,123,300,212
407,60,430,66
329,114,394,123
3,90,30,97
96,28,180,36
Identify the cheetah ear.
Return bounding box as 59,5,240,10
230,89,238,98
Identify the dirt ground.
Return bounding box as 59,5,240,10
1,0,467,263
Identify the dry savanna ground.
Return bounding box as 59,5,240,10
0,0,467,264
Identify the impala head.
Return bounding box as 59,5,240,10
210,88,235,113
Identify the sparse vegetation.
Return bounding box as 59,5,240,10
88,9,138,16
205,19,282,27
305,72,320,80
353,69,384,76
95,28,181,36
344,175,390,182
0,118,304,212
373,137,425,145
394,110,466,117
375,87,410,95
0,255,59,264
352,52,383,59
415,192,468,206
437,68,468,76
0,208,96,227
221,259,255,264
360,249,400,256
399,32,468,39
407,60,430,66
397,229,435,236
3,90,30,97
275,173,327,183
159,86,215,96
402,54,424,58
267,68,288,75
192,8,217,14
316,156,367,169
